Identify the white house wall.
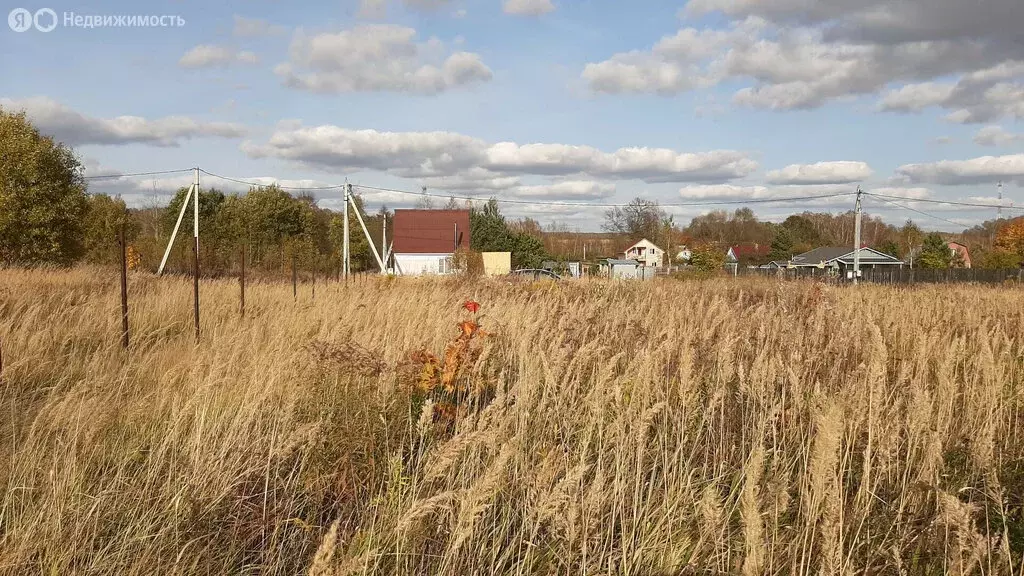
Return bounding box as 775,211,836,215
394,253,454,276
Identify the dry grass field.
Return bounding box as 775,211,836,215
1,268,1023,575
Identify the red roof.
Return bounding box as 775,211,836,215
730,243,769,259
393,209,471,254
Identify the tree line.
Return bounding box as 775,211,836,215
598,198,1024,270
3,106,1022,273
1,108,550,274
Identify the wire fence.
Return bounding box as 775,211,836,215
736,266,1024,285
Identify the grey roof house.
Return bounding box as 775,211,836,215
772,246,904,270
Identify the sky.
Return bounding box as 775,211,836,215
2,0,1023,231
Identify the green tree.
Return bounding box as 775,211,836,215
977,249,1021,269
82,194,139,265
0,108,89,265
470,198,546,268
241,185,304,268
918,233,953,269
768,227,795,262
160,186,230,271
876,240,901,259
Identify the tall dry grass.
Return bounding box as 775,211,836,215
1,268,1023,575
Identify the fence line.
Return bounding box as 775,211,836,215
736,266,1024,285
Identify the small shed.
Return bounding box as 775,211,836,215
482,252,512,276
601,258,641,279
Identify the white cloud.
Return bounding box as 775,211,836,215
868,187,932,199
878,63,1024,123
973,125,1022,146
684,0,1024,48
586,0,1024,112
896,154,1024,185
503,0,555,16
275,25,491,94
242,123,758,184
452,8,467,18
513,181,615,199
485,142,756,181
0,97,247,147
766,161,873,185
232,16,286,37
677,183,859,209
179,45,259,68
678,184,770,199
878,83,955,111
358,0,454,18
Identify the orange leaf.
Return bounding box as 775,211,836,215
458,321,477,338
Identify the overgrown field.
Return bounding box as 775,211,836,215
1,269,1023,575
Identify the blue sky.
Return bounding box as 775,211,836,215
2,0,1023,230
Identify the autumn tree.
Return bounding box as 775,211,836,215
686,208,774,246
780,214,822,253
604,198,669,245
0,108,89,265
994,218,1024,261
690,243,725,273
900,220,923,266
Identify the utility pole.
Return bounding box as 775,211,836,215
998,181,1004,220
119,223,129,350
853,186,862,285
347,190,386,273
192,167,200,341
157,181,195,276
343,182,351,282
239,244,245,318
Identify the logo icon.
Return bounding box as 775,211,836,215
8,8,32,32
33,8,57,32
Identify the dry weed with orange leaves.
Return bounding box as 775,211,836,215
1,267,1023,575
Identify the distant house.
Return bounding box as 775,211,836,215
726,243,770,265
676,247,692,262
948,241,972,268
623,238,665,268
392,209,470,275
788,246,904,272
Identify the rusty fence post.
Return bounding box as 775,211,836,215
119,225,129,349
240,244,246,318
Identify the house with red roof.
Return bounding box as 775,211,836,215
392,209,470,275
726,243,770,266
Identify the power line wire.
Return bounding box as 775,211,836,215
865,194,969,228
200,169,347,191
866,191,1023,212
199,169,857,208
83,168,193,180
354,183,857,208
